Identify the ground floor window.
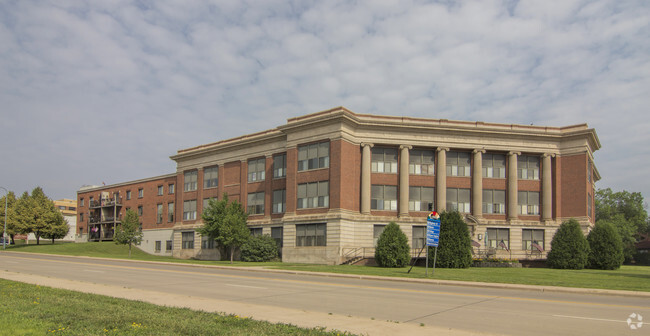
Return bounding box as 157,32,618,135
182,231,194,249
155,240,161,252
201,235,216,249
373,225,386,247
250,227,263,236
271,227,283,257
412,226,426,250
522,229,544,251
166,240,173,251
296,223,326,247
487,228,510,250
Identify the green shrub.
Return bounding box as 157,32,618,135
375,222,411,268
429,211,472,268
587,222,624,269
547,219,590,269
240,235,278,262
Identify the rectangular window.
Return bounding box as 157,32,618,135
247,192,265,215
482,189,506,214
518,191,540,215
156,204,163,223
248,158,266,182
482,153,506,178
202,198,215,215
168,202,174,222
409,149,435,175
371,185,397,211
297,181,329,209
126,191,131,200
518,155,540,180
137,205,143,216
80,198,84,207
273,154,287,178
181,231,194,249
271,227,283,254
79,213,84,222
250,228,263,236
183,200,197,220
155,241,161,252
204,166,219,189
298,142,329,171
296,223,326,247
138,188,144,198
157,185,163,196
447,188,471,213
588,193,592,218
522,229,544,251
373,224,386,247
168,183,175,194
587,160,593,183
201,235,215,249
446,151,471,177
184,171,198,191
166,240,173,251
412,226,426,250
487,228,510,250
409,186,434,212
371,147,398,173
273,189,286,213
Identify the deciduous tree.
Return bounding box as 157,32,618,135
430,211,473,268
375,222,411,268
114,209,143,257
198,193,250,263
547,219,590,269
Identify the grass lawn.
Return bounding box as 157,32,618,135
0,278,353,336
4,241,650,292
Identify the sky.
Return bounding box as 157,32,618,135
0,0,649,205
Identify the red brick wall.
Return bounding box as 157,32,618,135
558,153,588,218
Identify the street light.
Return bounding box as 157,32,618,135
0,187,7,250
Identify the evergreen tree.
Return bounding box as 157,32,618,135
547,219,590,269
429,211,473,268
375,222,411,268
114,209,143,257
241,234,278,262
587,222,624,270
198,193,250,263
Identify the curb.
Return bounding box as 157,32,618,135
3,250,649,298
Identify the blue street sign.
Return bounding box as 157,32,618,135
426,218,441,247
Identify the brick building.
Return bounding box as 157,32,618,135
76,107,600,264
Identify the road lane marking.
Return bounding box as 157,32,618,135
226,284,267,290
553,314,627,324
3,254,649,310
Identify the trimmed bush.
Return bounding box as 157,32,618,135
375,222,411,268
429,211,472,268
240,235,278,262
547,219,590,269
587,222,624,270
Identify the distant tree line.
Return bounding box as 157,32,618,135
1,187,69,245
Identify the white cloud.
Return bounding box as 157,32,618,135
0,0,649,203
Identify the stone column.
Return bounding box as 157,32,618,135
399,145,412,217
360,143,373,214
542,153,554,221
472,149,485,218
507,152,520,220
436,148,449,211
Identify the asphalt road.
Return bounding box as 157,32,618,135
1,252,648,335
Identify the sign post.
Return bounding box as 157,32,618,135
426,211,441,276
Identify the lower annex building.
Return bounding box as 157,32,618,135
76,107,600,264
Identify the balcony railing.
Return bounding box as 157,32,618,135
89,197,123,208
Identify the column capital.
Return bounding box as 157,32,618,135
361,142,374,148
436,147,450,152
542,152,556,158
473,148,486,154
399,145,413,150
508,151,521,156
